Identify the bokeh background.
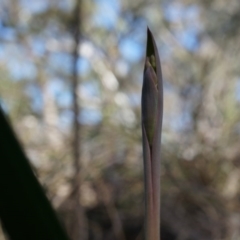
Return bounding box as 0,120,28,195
1,0,240,239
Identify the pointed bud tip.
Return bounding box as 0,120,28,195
147,27,152,36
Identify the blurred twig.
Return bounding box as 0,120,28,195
96,179,126,240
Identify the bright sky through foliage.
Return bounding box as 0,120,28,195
0,0,201,128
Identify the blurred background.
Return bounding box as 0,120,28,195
1,0,240,239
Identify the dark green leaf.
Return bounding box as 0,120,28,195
0,108,70,240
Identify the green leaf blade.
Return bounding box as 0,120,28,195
0,109,70,240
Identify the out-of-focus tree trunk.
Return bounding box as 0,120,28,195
68,1,87,239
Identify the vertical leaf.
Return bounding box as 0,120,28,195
0,108,70,240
